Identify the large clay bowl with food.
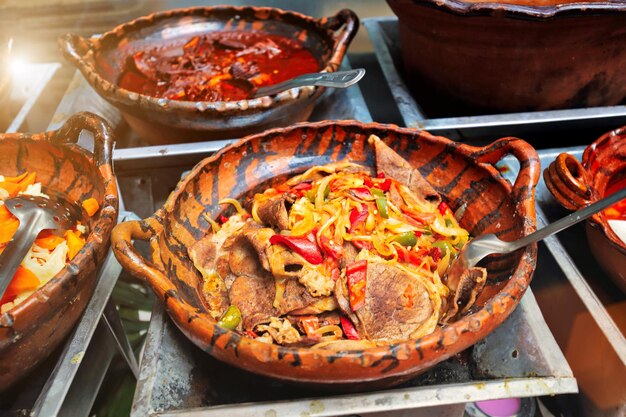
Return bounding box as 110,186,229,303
111,121,539,388
0,112,119,391
544,127,626,292
59,6,359,145
386,0,626,114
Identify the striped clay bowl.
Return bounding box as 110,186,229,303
59,6,359,145
0,112,119,391
111,121,539,388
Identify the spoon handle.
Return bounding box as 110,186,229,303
0,212,43,300
510,186,626,251
252,68,365,98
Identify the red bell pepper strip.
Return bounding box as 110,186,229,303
299,316,320,337
375,178,392,192
340,316,360,340
219,215,229,224
290,182,313,191
350,187,372,200
269,234,323,265
363,176,374,188
349,207,369,233
429,247,442,263
319,235,343,259
352,239,373,251
438,201,450,216
397,247,425,266
346,260,367,311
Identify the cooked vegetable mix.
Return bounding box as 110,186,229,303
0,173,98,312
189,135,487,348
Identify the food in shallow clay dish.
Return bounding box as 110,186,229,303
0,172,99,313
190,135,487,348
118,31,320,102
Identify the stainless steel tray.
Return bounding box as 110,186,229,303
364,17,626,143
131,290,575,417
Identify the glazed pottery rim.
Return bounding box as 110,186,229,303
395,0,626,18
146,120,538,379
0,133,118,325
61,5,358,115
584,125,626,256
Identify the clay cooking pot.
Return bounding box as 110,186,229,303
111,121,539,388
0,112,119,390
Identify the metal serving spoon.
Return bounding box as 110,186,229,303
0,194,82,300
446,186,626,285
250,68,366,98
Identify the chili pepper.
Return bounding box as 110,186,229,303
438,201,450,215
376,197,389,219
217,305,241,330
290,182,313,192
319,235,343,259
269,234,323,265
349,207,369,232
429,247,442,263
394,231,418,247
299,316,320,336
346,260,367,311
340,316,360,340
352,240,373,251
219,215,229,224
350,187,371,200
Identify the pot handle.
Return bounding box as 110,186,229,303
111,214,174,297
543,153,594,211
44,111,115,169
471,137,541,219
321,9,360,73
58,32,96,72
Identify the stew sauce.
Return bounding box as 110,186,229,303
118,31,320,102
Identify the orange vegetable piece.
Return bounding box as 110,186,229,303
35,231,65,250
0,218,19,246
17,172,36,192
64,230,85,260
0,182,21,197
82,198,100,217
2,172,28,183
0,266,40,305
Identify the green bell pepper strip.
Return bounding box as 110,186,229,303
217,305,241,330
394,231,417,247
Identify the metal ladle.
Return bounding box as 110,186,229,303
0,194,82,300
250,68,366,98
446,186,626,287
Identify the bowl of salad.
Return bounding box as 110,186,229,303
112,121,539,388
0,112,119,391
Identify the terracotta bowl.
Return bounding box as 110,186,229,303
111,121,539,388
386,0,626,113
0,112,119,391
544,126,626,292
59,6,359,145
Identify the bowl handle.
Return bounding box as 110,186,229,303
46,111,115,169
58,33,96,72
471,137,541,222
111,214,174,297
321,9,360,73
544,153,594,211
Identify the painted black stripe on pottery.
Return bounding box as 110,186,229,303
223,334,239,357
209,325,228,347
468,195,508,237
290,351,302,367
370,344,401,373
418,147,454,178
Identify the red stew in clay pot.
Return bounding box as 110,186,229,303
118,31,320,102
544,126,626,293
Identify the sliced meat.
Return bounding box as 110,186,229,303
241,221,274,271
228,235,267,279
255,194,290,230
369,135,442,206
230,61,260,80
353,262,435,342
214,37,246,50
444,267,487,322
339,242,359,269
288,296,338,315
229,272,277,330
274,278,318,315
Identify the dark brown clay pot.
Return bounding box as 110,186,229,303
386,0,626,113
59,6,359,145
111,121,539,388
544,127,626,292
0,112,119,391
